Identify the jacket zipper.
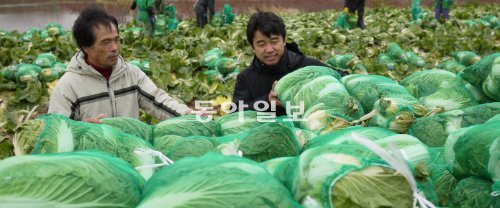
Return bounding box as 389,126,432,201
107,81,116,117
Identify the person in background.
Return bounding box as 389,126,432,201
193,0,215,28
434,0,454,21
232,11,347,117
343,0,366,29
49,7,198,123
130,0,156,34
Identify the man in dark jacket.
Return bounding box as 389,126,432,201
232,11,346,117
194,0,215,28
344,0,366,29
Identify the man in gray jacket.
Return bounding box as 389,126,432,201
48,7,194,123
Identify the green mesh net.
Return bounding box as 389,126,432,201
101,117,154,143
0,151,145,208
450,176,496,208
275,66,362,134
342,74,429,133
436,60,466,74
215,111,264,135
400,69,478,111
137,152,300,207
460,53,500,101
14,114,156,179
285,144,416,207
444,120,500,181
453,51,482,66
409,102,500,147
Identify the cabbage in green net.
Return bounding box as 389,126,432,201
408,102,500,147
137,152,300,208
0,151,145,208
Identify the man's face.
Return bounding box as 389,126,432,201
252,30,285,66
83,23,120,68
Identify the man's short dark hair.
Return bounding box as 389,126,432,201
246,11,286,47
72,7,119,49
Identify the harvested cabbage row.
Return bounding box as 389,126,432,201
137,153,300,208
460,53,500,101
342,74,429,133
287,144,416,208
275,66,364,134
450,176,496,208
400,69,478,111
215,111,265,135
102,116,154,143
444,119,500,182
0,151,145,208
153,115,217,138
408,102,500,147
14,114,156,179
157,120,301,162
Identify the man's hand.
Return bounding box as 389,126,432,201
268,81,282,107
343,7,349,13
82,113,105,124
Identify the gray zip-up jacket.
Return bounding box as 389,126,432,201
48,51,190,121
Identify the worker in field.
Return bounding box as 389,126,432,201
130,0,158,34
48,7,200,123
343,0,366,29
232,11,347,116
193,0,215,28
434,0,453,21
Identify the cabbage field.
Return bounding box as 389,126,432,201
0,3,499,208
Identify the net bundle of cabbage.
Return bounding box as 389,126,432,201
101,117,154,143
450,176,497,208
283,144,426,208
303,126,432,172
342,74,429,133
153,115,217,138
386,42,426,68
14,114,156,179
400,69,478,111
274,66,364,134
453,51,482,66
137,152,300,208
444,118,500,182
459,53,500,101
408,102,500,147
215,110,265,135
326,54,368,74
0,151,145,208
159,120,301,162
436,59,466,74
425,147,457,207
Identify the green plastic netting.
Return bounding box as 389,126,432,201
453,51,481,66
286,144,416,207
153,115,217,138
450,176,496,208
400,69,478,111
460,53,500,101
0,150,145,207
444,120,500,181
409,102,500,147
137,152,300,207
101,117,154,143
14,114,156,179
215,111,265,135
342,74,429,133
